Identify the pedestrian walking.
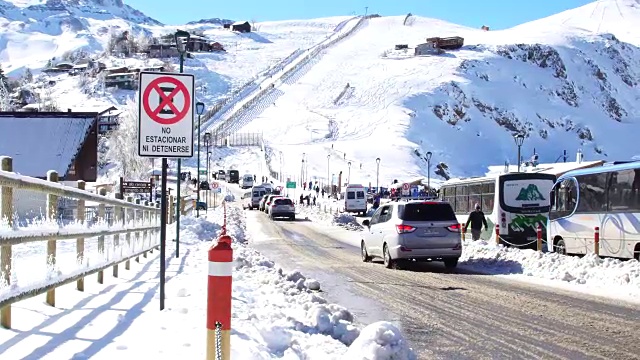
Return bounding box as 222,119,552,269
464,203,488,241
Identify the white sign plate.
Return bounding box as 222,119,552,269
138,71,194,158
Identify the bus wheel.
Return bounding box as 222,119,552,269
555,238,567,255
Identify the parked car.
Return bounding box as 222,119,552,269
227,170,240,184
263,195,283,214
199,181,210,190
269,197,295,220
360,200,461,269
258,194,270,211
196,201,207,210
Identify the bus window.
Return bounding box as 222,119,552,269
576,173,608,213
609,169,640,212
550,179,577,220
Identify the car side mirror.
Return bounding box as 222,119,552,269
362,219,370,227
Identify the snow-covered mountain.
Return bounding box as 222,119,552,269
0,0,161,73
232,0,640,185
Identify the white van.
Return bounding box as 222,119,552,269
344,184,367,215
248,185,268,210
241,174,254,189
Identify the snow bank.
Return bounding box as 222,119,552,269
343,321,417,360
297,204,363,231
461,240,640,301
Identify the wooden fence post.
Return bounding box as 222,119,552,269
113,193,123,278
1,156,13,328
149,202,155,254
143,201,149,258
76,180,86,291
169,195,175,224
156,203,161,250
46,170,59,307
125,196,133,270
97,188,107,284
135,199,141,263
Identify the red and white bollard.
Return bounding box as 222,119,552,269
594,226,600,256
495,224,500,245
536,224,543,252
207,234,233,360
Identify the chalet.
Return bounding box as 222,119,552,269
415,42,443,56
66,105,120,134
186,34,210,52
232,21,251,33
42,62,74,74
426,36,464,50
210,42,225,51
223,23,231,29
69,63,89,75
148,44,180,58
481,25,490,31
104,72,137,90
394,44,409,50
103,66,130,75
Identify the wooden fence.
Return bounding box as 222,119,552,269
0,156,189,329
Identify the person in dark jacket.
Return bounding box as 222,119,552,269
465,203,488,240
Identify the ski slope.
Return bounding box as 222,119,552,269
234,6,640,185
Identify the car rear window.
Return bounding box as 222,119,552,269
347,192,355,199
356,191,365,199
274,198,292,205
399,203,456,221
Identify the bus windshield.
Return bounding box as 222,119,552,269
499,174,556,213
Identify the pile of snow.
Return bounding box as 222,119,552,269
296,203,363,231
460,240,640,302
344,322,417,360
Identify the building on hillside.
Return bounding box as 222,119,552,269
66,105,120,134
481,25,490,31
186,34,210,52
210,42,225,51
103,66,129,75
104,72,137,90
425,36,465,50
0,112,99,218
232,21,251,33
415,42,443,56
147,44,180,58
42,62,74,74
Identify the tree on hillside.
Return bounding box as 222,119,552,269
0,65,9,89
105,98,149,179
22,68,33,84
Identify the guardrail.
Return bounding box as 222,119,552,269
0,156,190,329
213,17,368,139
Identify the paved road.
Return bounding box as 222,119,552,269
244,207,640,360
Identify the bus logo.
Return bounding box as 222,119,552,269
515,184,546,201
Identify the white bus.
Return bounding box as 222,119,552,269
548,162,640,260
439,172,556,247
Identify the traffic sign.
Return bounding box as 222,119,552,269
213,188,222,193
286,181,296,189
138,71,195,158
212,182,219,189
401,182,410,196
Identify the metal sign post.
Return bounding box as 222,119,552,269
137,71,195,311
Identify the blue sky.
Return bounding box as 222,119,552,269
127,0,593,28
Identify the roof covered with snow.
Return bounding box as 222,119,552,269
0,113,96,177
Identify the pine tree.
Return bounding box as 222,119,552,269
0,64,8,89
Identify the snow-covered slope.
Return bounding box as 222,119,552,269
0,0,160,73
235,3,640,186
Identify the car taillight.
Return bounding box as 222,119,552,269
396,224,416,234
447,224,461,232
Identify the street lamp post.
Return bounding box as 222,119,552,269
375,157,380,193
204,132,211,212
347,161,351,185
196,101,205,217
514,134,525,172
207,150,212,211
327,154,330,196
426,151,432,194
174,29,190,258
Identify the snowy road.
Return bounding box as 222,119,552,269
245,209,640,360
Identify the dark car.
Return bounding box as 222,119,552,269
227,170,239,184
196,201,207,210
200,181,210,190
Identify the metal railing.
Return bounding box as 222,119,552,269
0,156,192,329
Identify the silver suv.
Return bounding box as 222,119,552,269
361,200,461,269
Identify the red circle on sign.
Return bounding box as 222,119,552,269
142,76,191,125
402,183,410,190
212,182,219,189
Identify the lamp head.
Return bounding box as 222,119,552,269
174,30,190,54
514,133,525,147
196,101,205,115
426,151,432,161
376,157,380,164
